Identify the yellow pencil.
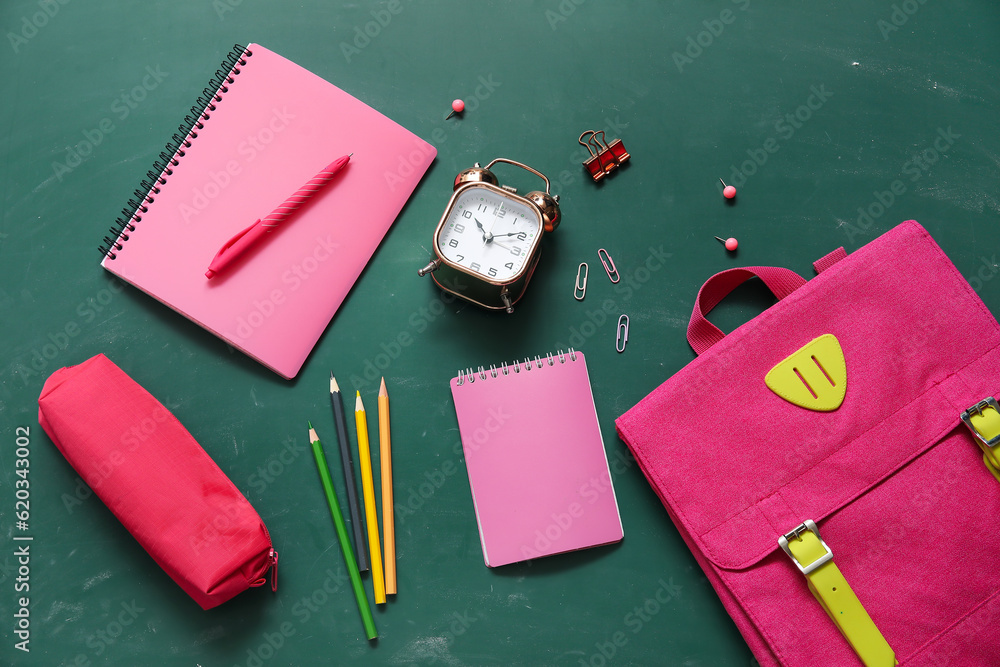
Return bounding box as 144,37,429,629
378,377,396,595
355,391,386,604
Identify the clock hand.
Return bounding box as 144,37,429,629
474,218,493,243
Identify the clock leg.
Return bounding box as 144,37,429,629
417,258,441,276
500,288,514,314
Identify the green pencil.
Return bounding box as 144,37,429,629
309,422,378,640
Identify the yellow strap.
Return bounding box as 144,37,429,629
968,405,1000,474
984,453,1000,484
785,530,896,667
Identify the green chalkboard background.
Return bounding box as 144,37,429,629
2,1,999,665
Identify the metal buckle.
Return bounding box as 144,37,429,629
960,397,1000,449
778,520,834,576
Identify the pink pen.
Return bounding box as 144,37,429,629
205,153,351,279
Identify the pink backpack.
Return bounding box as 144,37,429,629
616,221,1000,666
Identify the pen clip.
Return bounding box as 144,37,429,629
211,219,262,263
205,219,264,278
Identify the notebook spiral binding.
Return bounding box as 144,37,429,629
455,348,577,385
99,44,252,259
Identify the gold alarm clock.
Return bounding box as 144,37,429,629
418,158,560,313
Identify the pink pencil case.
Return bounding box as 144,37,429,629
38,353,277,609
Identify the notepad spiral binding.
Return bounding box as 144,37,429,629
99,44,252,259
455,348,577,385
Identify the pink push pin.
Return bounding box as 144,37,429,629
719,178,737,199
445,99,465,120
715,236,738,252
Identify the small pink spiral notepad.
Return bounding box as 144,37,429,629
450,350,624,567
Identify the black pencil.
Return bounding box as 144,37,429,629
330,373,369,572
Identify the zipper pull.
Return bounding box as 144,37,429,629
251,548,279,592
269,548,278,592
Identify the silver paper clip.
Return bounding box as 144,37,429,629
598,248,620,283
574,262,588,301
616,314,629,353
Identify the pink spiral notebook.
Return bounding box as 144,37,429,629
449,350,624,567
99,44,435,379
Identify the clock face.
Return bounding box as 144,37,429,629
436,185,542,283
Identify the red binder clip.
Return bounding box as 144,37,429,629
580,130,630,182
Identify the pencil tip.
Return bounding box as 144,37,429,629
330,374,339,393
355,392,364,410
379,377,387,395
307,420,313,429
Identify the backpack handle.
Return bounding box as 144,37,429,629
687,267,807,355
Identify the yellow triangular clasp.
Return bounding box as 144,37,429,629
765,334,846,412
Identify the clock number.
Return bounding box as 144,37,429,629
471,262,481,272
511,246,522,256
488,267,497,277
456,254,464,262
505,262,514,270
449,239,459,248
454,223,465,233
477,204,489,212
462,210,472,219
496,207,507,218
516,232,526,241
